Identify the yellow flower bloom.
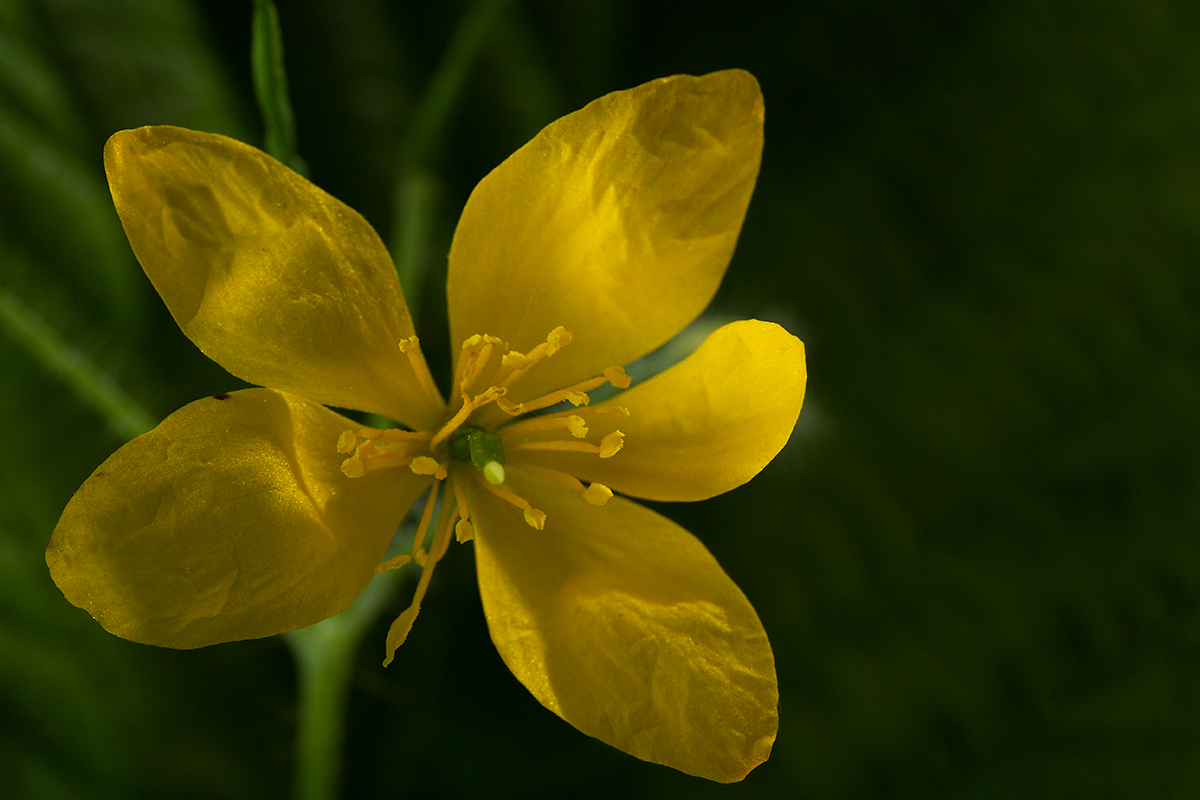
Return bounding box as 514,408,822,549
46,69,806,782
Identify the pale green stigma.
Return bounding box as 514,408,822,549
449,425,506,484
482,461,506,485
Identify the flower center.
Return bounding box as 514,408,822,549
448,426,506,485
335,326,631,665
336,326,630,531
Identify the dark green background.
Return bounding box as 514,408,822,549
3,0,1198,797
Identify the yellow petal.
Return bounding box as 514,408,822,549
508,319,805,501
105,127,443,431
46,389,430,648
448,70,763,404
467,470,777,782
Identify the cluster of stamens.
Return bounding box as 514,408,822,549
337,326,632,664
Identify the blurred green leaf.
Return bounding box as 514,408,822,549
251,0,305,173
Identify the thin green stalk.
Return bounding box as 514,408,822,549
403,0,515,169
391,0,515,312
251,0,306,175
0,286,155,439
284,568,404,800
265,3,514,798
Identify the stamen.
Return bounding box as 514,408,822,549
372,429,435,442
494,368,630,416
399,336,445,409
383,497,457,667
409,456,448,480
452,476,471,523
455,518,475,542
375,553,412,574
338,428,435,477
478,474,546,530
508,440,603,454
599,431,625,458
451,334,484,393
604,366,632,389
507,428,623,458
487,351,525,389
409,482,441,557
496,327,572,389
502,413,589,438
430,385,507,450
510,461,585,491
582,482,614,506
581,405,630,419
458,335,502,394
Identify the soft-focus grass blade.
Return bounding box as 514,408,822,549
252,0,306,174
0,284,156,440
0,109,145,326
0,9,87,149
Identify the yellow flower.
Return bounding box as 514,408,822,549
46,70,806,782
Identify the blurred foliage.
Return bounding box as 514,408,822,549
2,0,1199,798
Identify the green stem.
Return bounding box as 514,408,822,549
403,0,515,169
280,3,515,797
251,0,306,175
285,568,405,800
0,285,155,439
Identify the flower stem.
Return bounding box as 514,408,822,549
251,0,307,175
284,568,405,800
0,285,155,439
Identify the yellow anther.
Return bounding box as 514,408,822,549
341,457,365,478
337,430,358,453
604,366,632,389
582,483,613,506
495,397,523,416
545,326,571,355
565,392,589,406
375,554,412,574
480,474,546,530
502,351,532,370
455,518,475,543
565,415,588,438
496,327,574,390
474,385,506,405
599,431,625,458
409,456,447,480
458,334,502,393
